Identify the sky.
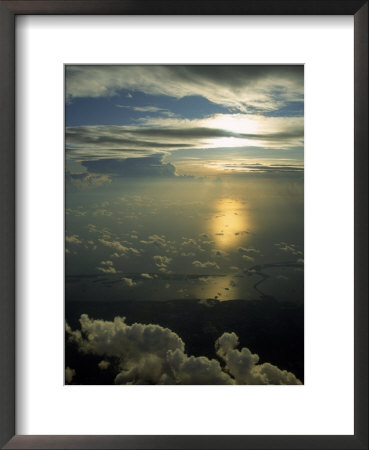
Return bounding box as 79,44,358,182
65,65,304,385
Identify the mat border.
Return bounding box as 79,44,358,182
0,1,367,449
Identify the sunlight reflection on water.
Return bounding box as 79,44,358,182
210,198,250,250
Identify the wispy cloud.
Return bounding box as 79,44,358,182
66,65,303,113
66,114,303,160
116,105,175,116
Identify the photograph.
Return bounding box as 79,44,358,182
65,65,304,386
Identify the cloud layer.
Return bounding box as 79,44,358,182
66,115,303,159
67,315,302,385
66,65,303,113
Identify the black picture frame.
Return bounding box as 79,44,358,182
0,1,367,449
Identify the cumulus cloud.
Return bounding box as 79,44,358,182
192,260,220,270
238,247,260,254
67,315,185,385
274,242,303,256
140,234,168,248
66,234,82,245
67,316,301,385
92,208,112,217
121,277,137,287
166,349,233,385
141,273,153,279
98,238,140,257
212,249,228,257
65,366,76,384
97,260,117,274
242,255,255,262
153,255,172,272
66,171,112,189
216,333,301,385
66,208,87,216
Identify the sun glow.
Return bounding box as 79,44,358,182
202,114,262,134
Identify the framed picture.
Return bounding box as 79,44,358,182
0,1,367,449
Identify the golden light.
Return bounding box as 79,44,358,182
195,275,239,302
209,198,249,249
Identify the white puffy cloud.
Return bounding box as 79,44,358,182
216,332,302,385
67,315,184,385
67,316,301,385
167,349,234,385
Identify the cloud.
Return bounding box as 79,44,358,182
274,242,303,256
116,105,174,116
88,224,98,233
238,247,260,254
216,332,301,385
212,249,228,257
153,255,172,272
80,155,177,178
192,260,220,270
66,115,303,159
98,360,111,370
66,65,303,113
67,315,185,385
97,260,118,274
140,234,168,248
166,349,233,385
66,208,87,216
141,273,153,279
92,209,112,216
66,171,112,189
65,366,76,384
67,315,301,385
66,234,82,245
98,238,140,257
122,277,137,287
209,161,304,174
